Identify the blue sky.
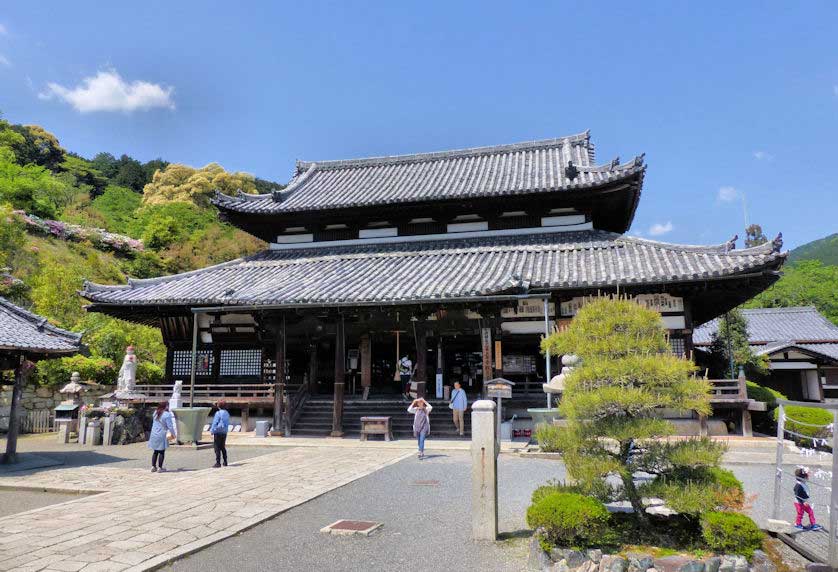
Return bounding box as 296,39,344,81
1,1,836,249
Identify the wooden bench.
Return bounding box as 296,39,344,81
360,416,393,441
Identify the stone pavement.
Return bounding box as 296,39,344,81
0,447,410,571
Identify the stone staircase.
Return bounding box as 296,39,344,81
291,398,471,439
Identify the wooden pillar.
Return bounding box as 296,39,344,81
360,334,371,400
272,316,286,436
414,323,427,398
2,359,34,464
331,316,346,437
307,343,318,394
481,327,493,389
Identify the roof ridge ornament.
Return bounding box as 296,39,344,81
565,161,579,181
772,232,783,253
725,234,738,252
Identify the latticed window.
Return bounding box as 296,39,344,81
172,350,213,376
669,337,686,358
219,349,262,377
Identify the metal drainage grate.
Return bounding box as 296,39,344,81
320,520,383,536
412,480,441,487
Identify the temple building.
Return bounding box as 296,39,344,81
81,132,786,436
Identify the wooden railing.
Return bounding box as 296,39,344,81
284,384,309,436
22,410,53,434
133,383,275,403
707,374,748,401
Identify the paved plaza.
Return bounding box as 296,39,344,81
0,440,409,571
0,434,821,571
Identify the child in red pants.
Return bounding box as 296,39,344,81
794,467,822,531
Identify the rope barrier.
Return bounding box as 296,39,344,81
783,415,835,430
783,427,832,445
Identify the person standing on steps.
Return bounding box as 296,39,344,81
449,381,468,436
211,400,230,468
408,397,432,459
148,401,176,473
399,354,415,400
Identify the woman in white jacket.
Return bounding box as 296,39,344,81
407,398,432,459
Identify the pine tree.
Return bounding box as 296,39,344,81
706,309,768,379
541,298,726,522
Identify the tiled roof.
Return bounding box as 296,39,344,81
82,230,784,308
0,297,82,355
750,341,838,362
693,307,838,345
212,132,645,215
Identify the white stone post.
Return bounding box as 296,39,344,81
102,414,115,446
84,419,102,447
56,419,71,444
78,413,88,445
471,399,498,541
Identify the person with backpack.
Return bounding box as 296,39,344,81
210,400,230,468
147,401,176,473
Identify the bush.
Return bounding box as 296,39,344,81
700,511,763,558
531,481,582,504
526,492,610,548
36,354,116,386
777,405,833,441
534,423,563,452
641,467,746,515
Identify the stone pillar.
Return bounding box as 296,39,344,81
471,399,498,541
56,419,71,443
331,317,346,437
272,316,286,436
741,409,753,437
241,406,250,432
84,419,102,447
78,413,88,445
102,414,116,446
414,323,427,398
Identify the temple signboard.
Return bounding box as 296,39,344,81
500,299,555,319
485,378,514,399
560,294,684,317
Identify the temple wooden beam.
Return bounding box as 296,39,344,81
360,333,371,400
331,316,346,437
414,322,427,398
271,316,286,436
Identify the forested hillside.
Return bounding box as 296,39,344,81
0,113,276,385
743,233,838,325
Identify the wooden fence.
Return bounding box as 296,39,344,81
22,409,53,434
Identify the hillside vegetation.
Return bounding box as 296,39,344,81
788,233,838,266
0,113,273,386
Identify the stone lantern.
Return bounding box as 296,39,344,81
55,372,85,443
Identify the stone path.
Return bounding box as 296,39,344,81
0,447,409,571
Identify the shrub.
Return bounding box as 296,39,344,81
700,511,763,558
534,423,563,452
526,492,610,548
746,381,783,408
641,467,746,515
531,481,582,504
36,355,116,386
776,405,833,441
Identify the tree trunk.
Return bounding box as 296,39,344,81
620,439,648,522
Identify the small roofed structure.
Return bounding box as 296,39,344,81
694,306,838,402
0,297,82,463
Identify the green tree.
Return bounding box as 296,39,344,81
0,204,25,269
8,124,66,169
90,185,142,233
541,298,720,522
705,309,769,379
29,253,85,328
745,224,768,248
113,154,147,192
90,152,119,179
60,155,108,197
0,147,74,217
142,158,169,184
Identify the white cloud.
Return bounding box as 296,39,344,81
648,221,674,236
0,23,7,36
717,186,740,202
0,54,10,68
752,150,773,161
39,70,175,113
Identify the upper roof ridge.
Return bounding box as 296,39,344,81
0,296,83,343
295,131,594,171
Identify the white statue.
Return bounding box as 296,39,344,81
169,380,183,410
116,346,138,394
543,354,580,397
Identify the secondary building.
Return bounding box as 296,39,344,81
81,132,786,436
694,306,838,402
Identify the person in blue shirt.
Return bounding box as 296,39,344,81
147,401,176,472
449,381,468,436
210,400,230,468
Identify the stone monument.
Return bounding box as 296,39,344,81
542,353,579,407
114,346,146,404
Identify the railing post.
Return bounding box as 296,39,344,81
829,409,838,569
772,403,785,521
